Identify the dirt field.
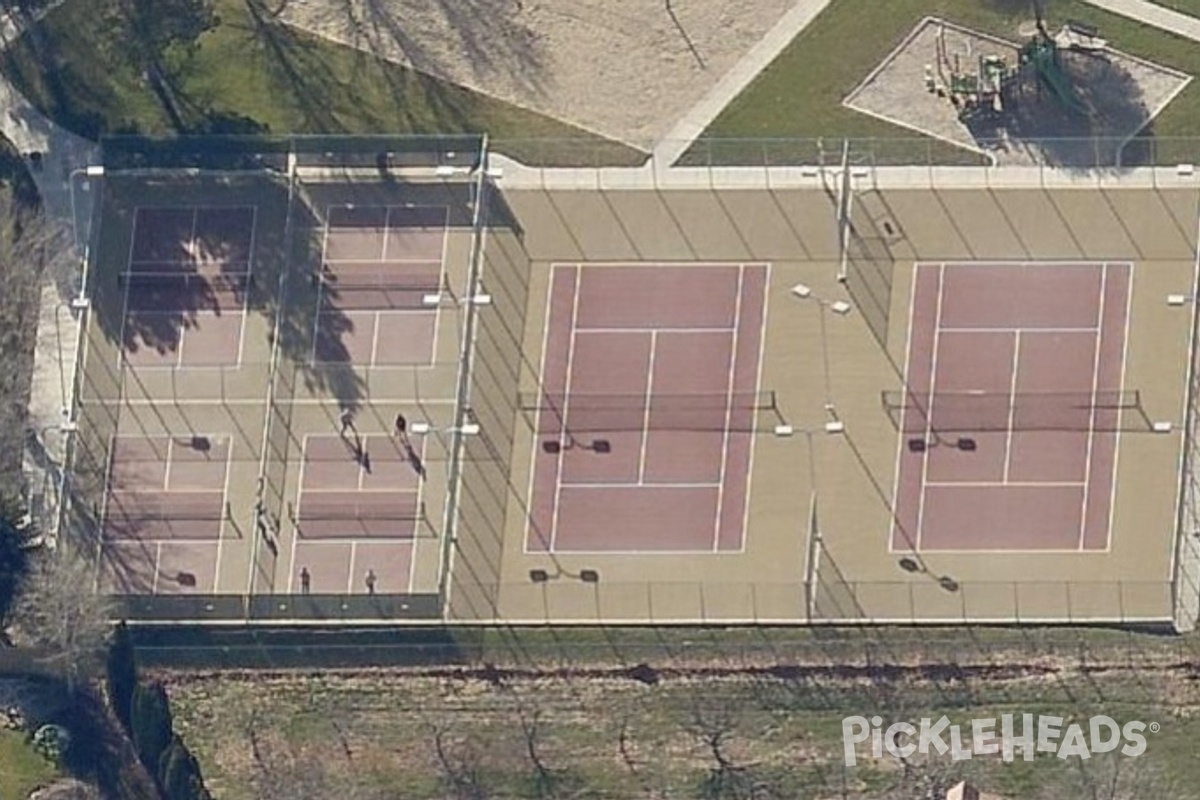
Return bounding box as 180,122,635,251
274,0,797,147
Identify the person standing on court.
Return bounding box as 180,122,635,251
365,569,377,595
299,567,311,595
394,413,408,444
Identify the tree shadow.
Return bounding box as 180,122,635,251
964,48,1152,171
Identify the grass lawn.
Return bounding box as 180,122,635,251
0,0,640,166
0,728,61,800
165,662,1200,800
699,0,1200,165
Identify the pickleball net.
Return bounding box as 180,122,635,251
882,389,1145,433
315,268,447,311
519,391,778,433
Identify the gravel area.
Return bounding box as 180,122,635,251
275,0,796,148
844,17,1192,167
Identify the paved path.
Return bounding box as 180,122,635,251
651,0,833,166
0,3,98,545
1084,0,1200,41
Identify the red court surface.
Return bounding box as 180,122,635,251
101,434,233,594
120,206,256,368
311,204,449,366
891,262,1132,553
526,263,769,554
286,432,426,594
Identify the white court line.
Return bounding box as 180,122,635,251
560,481,721,490
572,325,736,334
924,481,1086,488
408,433,429,584
286,433,313,593
549,267,583,554
1103,263,1135,552
425,205,451,367
211,438,236,593
151,541,163,595
369,311,383,371
404,538,418,593
187,207,199,261
736,263,771,558
308,274,327,366
522,266,564,555
162,437,174,491
888,263,924,555
712,266,746,552
1078,264,1110,550
637,331,659,484
942,326,1100,334
914,264,947,551
346,541,359,594
113,395,462,407
1002,330,1021,482
547,261,749,270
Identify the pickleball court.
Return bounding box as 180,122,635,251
120,206,257,368
312,204,449,366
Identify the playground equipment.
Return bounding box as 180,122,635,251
926,17,1099,121
930,23,1016,119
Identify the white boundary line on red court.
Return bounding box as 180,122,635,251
1001,330,1022,482
636,331,659,484
887,262,923,556
285,433,313,593
940,326,1100,334
548,266,583,553
211,437,236,593
913,263,947,551
1104,262,1136,553
563,481,721,490
522,265,563,555
712,266,745,551
924,481,1085,488
735,263,771,558
573,325,735,334
1078,263,1110,549
407,432,429,595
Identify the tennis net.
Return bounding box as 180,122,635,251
315,270,446,310
882,390,1143,433
519,391,776,433
119,271,252,294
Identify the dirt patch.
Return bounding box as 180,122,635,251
274,0,796,147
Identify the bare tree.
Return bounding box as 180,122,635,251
8,548,115,685
430,723,491,800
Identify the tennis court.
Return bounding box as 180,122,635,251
525,263,769,553
891,262,1137,553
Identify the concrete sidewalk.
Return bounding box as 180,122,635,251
1084,0,1200,41
652,0,833,166
0,3,99,544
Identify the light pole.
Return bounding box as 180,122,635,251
68,165,105,310
771,423,842,620
790,282,852,423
